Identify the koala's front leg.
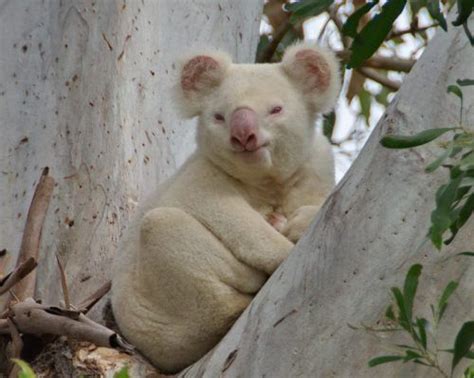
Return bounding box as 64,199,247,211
282,205,320,243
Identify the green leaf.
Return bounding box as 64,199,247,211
286,0,335,24
342,0,379,38
411,0,428,15
11,359,36,378
426,0,448,31
460,153,474,171
438,281,459,320
114,367,130,378
392,287,410,329
431,176,462,229
459,177,474,188
458,251,474,256
416,318,429,349
456,193,474,229
348,0,407,68
452,0,474,26
403,264,422,323
385,304,396,321
457,79,474,86
368,355,405,367
380,128,455,149
448,84,464,100
452,321,474,371
323,111,336,140
425,143,453,172
359,88,372,126
404,349,424,361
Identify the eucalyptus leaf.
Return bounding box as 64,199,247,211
348,0,407,68
438,281,459,320
342,0,379,37
11,359,36,378
448,84,463,100
323,111,336,140
452,321,474,371
457,79,474,86
286,0,335,24
426,0,448,31
368,355,405,367
425,143,453,172
458,251,474,257
452,0,473,26
403,264,422,323
380,128,455,149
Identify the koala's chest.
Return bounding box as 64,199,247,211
241,184,291,219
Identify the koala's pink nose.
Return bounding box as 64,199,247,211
229,107,258,151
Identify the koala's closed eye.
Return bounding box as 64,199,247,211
269,106,282,115
214,113,225,122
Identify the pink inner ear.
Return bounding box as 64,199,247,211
181,55,219,92
295,50,331,91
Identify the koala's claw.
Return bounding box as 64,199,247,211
282,205,319,243
266,212,288,232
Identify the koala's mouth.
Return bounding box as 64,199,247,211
233,143,270,161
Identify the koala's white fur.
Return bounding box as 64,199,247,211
111,42,340,373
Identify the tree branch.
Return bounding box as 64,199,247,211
0,257,37,295
336,50,415,72
11,167,55,302
357,67,401,91
9,298,134,352
388,23,439,39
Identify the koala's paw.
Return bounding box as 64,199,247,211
282,205,319,243
266,212,288,233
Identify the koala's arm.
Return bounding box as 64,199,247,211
282,135,335,242
187,193,294,275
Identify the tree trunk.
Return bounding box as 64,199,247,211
182,15,474,378
0,0,263,374
0,0,262,307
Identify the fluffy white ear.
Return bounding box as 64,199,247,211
176,52,231,118
281,42,340,114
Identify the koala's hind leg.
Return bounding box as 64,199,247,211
132,207,266,372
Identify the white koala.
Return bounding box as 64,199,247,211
111,42,340,373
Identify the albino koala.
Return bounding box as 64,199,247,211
111,42,340,373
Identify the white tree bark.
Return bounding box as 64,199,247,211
182,15,474,378
0,0,263,311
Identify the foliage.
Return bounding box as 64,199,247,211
370,81,474,375
114,366,130,378
11,359,36,378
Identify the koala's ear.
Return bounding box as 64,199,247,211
281,43,341,114
176,52,231,118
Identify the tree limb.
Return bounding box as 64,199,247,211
9,298,134,352
0,257,37,295
76,280,112,314
388,23,439,39
357,67,401,91
12,167,55,302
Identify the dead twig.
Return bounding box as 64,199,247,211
7,318,23,378
357,67,401,91
0,257,37,295
388,23,439,39
12,167,55,302
336,50,415,73
9,298,134,352
56,254,70,310
76,280,112,314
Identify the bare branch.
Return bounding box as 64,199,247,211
388,23,439,39
55,254,70,309
12,167,55,301
336,50,415,73
76,280,112,314
357,67,401,91
0,257,37,295
257,22,292,63
7,318,23,378
10,298,134,352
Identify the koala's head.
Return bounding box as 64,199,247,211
178,43,340,182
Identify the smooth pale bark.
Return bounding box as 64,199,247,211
182,16,474,378
0,0,263,310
